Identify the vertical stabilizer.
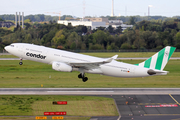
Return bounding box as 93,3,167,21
137,46,176,70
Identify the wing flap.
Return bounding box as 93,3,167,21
69,55,118,70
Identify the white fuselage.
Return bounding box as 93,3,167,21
5,43,150,78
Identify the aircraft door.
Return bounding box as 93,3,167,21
18,45,24,58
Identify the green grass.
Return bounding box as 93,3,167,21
0,55,18,58
0,60,180,88
0,117,39,120
0,117,90,120
0,95,118,117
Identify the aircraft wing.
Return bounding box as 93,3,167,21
69,55,118,70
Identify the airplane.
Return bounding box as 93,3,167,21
4,43,176,82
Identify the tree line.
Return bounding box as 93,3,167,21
0,14,73,22
0,17,180,52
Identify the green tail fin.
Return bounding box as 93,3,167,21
136,46,176,70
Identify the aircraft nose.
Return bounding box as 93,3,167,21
4,46,10,52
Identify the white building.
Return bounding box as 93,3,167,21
108,20,133,31
57,20,106,30
57,18,133,31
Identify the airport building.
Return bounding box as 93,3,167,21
58,20,106,30
84,17,109,24
57,18,133,30
109,20,133,30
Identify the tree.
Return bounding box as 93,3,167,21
70,42,76,50
126,30,136,45
129,16,136,25
107,25,114,33
115,26,122,34
82,26,88,33
66,32,81,49
74,25,88,34
89,43,104,50
133,30,146,49
120,43,131,49
141,31,156,49
25,34,32,43
92,30,108,48
52,30,66,47
175,32,180,49
107,43,119,50
24,19,31,23
41,30,56,46
67,23,73,30
24,23,31,30
135,20,151,31
96,26,106,31
0,17,4,21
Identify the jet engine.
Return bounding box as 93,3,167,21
52,61,72,72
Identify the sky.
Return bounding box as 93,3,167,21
0,0,180,17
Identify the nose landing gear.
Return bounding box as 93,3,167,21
19,58,23,65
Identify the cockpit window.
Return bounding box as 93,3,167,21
10,45,14,47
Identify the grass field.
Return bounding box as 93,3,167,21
0,95,118,117
0,60,180,88
0,117,90,120
0,55,18,58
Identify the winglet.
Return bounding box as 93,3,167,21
112,55,118,59
104,55,118,63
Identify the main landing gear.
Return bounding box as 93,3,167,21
19,58,23,65
78,73,88,82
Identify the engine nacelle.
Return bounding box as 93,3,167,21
52,61,72,72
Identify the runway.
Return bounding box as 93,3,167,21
1,88,180,120
1,88,180,95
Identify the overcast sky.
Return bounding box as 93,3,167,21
0,0,180,17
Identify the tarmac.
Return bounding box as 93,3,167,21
98,95,180,120
1,88,180,120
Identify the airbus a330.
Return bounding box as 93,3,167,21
5,43,176,82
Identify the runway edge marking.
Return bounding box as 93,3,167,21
113,99,121,120
169,94,180,105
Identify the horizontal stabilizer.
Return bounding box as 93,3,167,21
147,69,168,75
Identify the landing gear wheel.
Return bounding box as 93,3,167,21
19,58,23,65
82,77,88,82
78,74,82,78
19,62,23,65
78,72,88,82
